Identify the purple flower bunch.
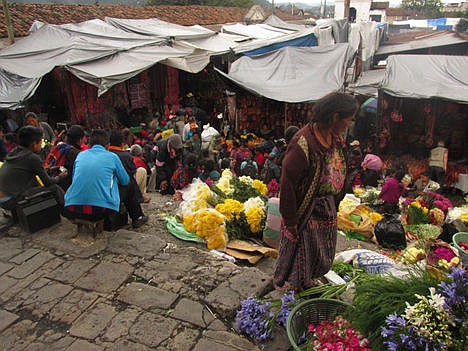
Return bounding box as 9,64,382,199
275,290,296,326
382,314,438,351
235,296,275,341
382,268,468,351
437,267,468,346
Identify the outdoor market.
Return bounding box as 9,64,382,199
0,3,467,351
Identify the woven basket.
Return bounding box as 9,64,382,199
452,232,468,267
286,298,350,351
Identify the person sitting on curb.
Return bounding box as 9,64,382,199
130,144,150,203
108,131,148,228
0,126,66,213
63,130,130,223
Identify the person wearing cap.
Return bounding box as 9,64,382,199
154,134,183,195
130,144,150,203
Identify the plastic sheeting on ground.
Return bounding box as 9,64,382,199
215,43,350,103
381,55,468,104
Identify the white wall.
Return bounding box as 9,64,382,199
335,0,374,21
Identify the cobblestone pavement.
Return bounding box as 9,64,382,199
0,192,376,351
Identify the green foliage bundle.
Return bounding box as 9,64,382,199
346,269,441,351
230,177,267,203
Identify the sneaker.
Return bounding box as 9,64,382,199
132,215,148,229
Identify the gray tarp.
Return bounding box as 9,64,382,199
215,43,350,103
352,69,385,97
263,14,308,31
222,23,295,39
0,19,192,108
381,55,468,104
104,17,214,39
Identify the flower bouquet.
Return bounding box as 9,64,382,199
306,316,371,351
176,170,270,246
382,268,468,351
404,199,430,225
426,240,460,271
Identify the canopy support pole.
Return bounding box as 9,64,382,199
1,0,15,45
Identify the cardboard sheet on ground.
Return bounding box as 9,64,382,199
221,240,278,264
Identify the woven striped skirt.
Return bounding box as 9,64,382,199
274,195,337,291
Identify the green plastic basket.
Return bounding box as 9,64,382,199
286,298,350,351
452,232,468,267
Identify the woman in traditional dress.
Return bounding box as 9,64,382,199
274,92,358,291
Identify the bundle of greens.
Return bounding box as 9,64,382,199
346,268,441,350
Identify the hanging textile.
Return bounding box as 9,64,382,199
164,66,179,110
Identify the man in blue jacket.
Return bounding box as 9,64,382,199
63,130,130,222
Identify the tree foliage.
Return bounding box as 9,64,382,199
402,0,443,18
455,18,468,33
146,0,255,7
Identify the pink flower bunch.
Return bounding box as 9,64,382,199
428,245,456,264
420,191,452,213
306,316,371,351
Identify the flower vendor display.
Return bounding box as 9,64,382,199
382,268,467,351
306,316,371,351
353,187,381,205
337,202,382,241
348,268,441,350
176,170,269,247
402,192,452,226
403,224,441,241
236,280,359,343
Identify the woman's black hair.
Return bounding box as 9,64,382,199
312,92,359,127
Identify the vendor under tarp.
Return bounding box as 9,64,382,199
215,43,351,103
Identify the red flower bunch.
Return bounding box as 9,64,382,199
306,316,371,351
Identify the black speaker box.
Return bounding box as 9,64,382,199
16,191,61,233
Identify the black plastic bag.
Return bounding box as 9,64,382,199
374,214,407,250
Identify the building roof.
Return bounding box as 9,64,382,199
377,30,468,55
370,1,390,10
386,8,413,16
0,3,301,39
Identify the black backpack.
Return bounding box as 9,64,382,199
242,160,257,178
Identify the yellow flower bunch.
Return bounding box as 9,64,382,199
221,169,233,179
353,187,365,196
216,177,234,195
215,199,244,221
430,208,445,226
461,213,468,222
252,179,268,195
183,213,197,233
182,210,226,250
239,176,254,185
205,228,227,250
245,207,265,233
411,201,429,214
400,247,426,264
370,212,383,224
194,210,225,238
438,257,460,270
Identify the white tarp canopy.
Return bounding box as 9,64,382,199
0,19,192,108
104,17,215,39
263,14,308,31
221,23,295,39
215,43,350,103
381,55,468,104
